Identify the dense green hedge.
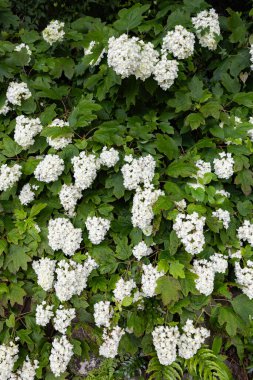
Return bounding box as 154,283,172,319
0,0,253,379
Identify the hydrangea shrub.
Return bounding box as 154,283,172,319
0,0,253,378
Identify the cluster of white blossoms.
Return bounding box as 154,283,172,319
152,326,180,365
54,257,98,301
0,341,19,380
49,335,73,377
0,99,11,115
14,115,42,149
93,301,113,328
152,320,210,365
178,320,210,359
42,20,65,45
53,306,76,334
59,183,82,217
235,260,253,299
32,258,56,291
35,302,54,326
192,253,228,296
153,55,179,90
107,34,159,81
113,278,136,302
173,212,206,255
14,43,32,63
0,163,22,192
237,220,253,247
10,357,39,380
48,218,82,256
34,154,64,183
212,208,231,229
6,82,32,106
213,152,234,179
250,45,253,70
19,183,38,205
141,264,164,297
71,152,100,190
132,185,164,236
175,199,187,211
132,241,153,261
98,147,119,168
192,8,220,50
47,118,72,150
85,216,111,245
99,326,125,358
121,154,156,190
195,159,212,178
216,189,230,198
84,40,106,66
162,25,195,59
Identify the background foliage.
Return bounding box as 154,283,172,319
1,0,253,379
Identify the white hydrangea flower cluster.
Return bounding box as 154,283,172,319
84,41,106,66
250,45,253,70
121,154,156,190
192,253,228,296
173,212,206,255
10,357,39,380
94,301,113,328
14,115,42,149
152,326,180,365
162,25,195,59
216,189,230,198
229,250,242,260
195,159,212,178
98,147,119,168
32,258,56,291
53,306,76,334
0,341,19,380
175,199,187,211
6,82,32,106
35,301,54,326
99,326,125,358
237,220,253,247
42,20,65,45
192,8,220,50
59,183,82,217
107,34,159,81
0,163,22,192
47,118,72,150
154,55,179,90
248,116,253,140
19,183,38,205
235,260,253,299
48,218,82,256
34,154,64,183
113,278,136,302
54,256,98,302
49,335,73,377
0,100,10,115
14,43,32,63
178,319,210,359
141,264,164,297
132,241,153,261
71,152,100,190
213,152,234,179
85,216,110,245
212,208,230,229
132,185,164,236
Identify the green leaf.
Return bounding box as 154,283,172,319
114,235,132,260
185,113,205,130
8,283,26,306
114,3,150,31
218,307,242,336
156,276,181,306
156,134,179,160
169,261,185,279
200,101,221,119
188,76,204,101
167,160,196,178
231,294,253,323
2,136,22,157
30,203,47,217
68,95,101,128
233,92,253,107
122,296,133,307
5,245,31,273
235,169,253,195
